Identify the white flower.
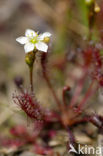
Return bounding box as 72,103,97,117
16,29,52,53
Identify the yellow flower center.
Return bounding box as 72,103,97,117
30,33,38,44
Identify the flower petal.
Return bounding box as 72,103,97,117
36,42,48,52
16,37,28,44
38,32,52,40
25,29,36,37
24,43,35,53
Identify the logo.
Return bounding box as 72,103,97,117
69,144,78,154
68,144,103,155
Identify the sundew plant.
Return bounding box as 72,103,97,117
1,0,103,155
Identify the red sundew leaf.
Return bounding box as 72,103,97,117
14,76,24,89
92,48,102,68
48,130,57,138
90,114,103,129
10,125,39,144
83,48,93,66
44,109,60,122
34,144,53,155
12,90,44,121
34,120,44,131
83,46,103,87
10,125,27,138
83,47,102,69
1,138,25,148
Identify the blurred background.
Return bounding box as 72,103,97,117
0,0,103,155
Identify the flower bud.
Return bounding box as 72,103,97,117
94,3,100,13
25,51,36,68
85,0,94,6
43,37,50,43
14,76,24,89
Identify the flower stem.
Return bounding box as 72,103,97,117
69,69,87,108
43,71,62,110
62,86,71,109
41,53,63,112
77,80,97,112
29,66,33,92
25,51,36,92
